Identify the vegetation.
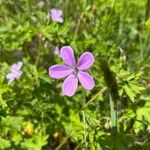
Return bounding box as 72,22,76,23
0,0,150,149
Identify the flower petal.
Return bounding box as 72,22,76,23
8,78,14,85
11,61,23,72
50,9,62,16
14,70,22,78
50,9,63,23
49,64,72,79
56,9,63,16
60,46,76,66
77,52,95,70
53,46,60,56
17,62,23,69
6,71,22,80
78,71,95,90
16,61,23,69
62,74,78,96
6,73,15,80
6,73,15,84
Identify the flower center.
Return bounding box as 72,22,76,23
71,66,78,76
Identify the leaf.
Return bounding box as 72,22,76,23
134,101,150,133
124,84,135,102
0,79,10,108
21,133,48,150
62,110,83,141
129,82,145,94
1,116,23,132
0,138,11,149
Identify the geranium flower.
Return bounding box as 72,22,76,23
48,46,95,96
6,61,23,84
53,46,60,56
50,8,63,23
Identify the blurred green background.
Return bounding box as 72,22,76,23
0,0,150,149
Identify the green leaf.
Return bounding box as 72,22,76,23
124,84,135,102
21,133,48,150
0,138,11,149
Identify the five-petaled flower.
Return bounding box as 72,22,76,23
53,46,60,56
6,61,23,84
50,8,63,23
48,46,95,96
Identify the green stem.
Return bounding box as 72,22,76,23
82,86,107,109
145,0,150,21
82,89,88,149
82,111,87,149
82,88,86,105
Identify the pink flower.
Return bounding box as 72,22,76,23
48,46,95,96
50,8,63,23
53,46,60,56
6,61,23,84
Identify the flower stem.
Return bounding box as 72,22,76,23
82,86,107,109
82,111,88,149
81,89,88,149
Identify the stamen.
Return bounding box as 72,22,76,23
71,67,78,76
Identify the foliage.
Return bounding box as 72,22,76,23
0,0,150,149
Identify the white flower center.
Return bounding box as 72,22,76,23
71,66,79,76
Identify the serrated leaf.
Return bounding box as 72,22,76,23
0,138,11,149
124,84,135,102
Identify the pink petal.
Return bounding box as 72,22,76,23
49,64,72,79
62,74,78,96
14,70,22,78
6,71,22,80
16,61,23,70
78,71,95,90
56,9,63,16
53,46,60,56
50,9,63,23
51,9,62,16
6,73,15,80
6,73,15,84
8,78,14,84
60,46,76,67
11,61,23,72
77,52,95,70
